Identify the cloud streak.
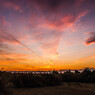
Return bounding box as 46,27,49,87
1,30,40,57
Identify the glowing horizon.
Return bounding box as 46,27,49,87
0,0,95,71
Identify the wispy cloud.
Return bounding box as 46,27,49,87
79,54,95,61
1,30,40,57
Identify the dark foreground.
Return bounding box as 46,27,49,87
12,83,95,95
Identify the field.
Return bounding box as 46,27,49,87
1,70,95,95
12,83,95,95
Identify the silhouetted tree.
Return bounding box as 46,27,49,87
52,70,59,74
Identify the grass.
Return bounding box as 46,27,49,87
12,83,95,95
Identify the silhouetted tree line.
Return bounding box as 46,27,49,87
11,72,62,88
0,68,95,94
61,68,95,83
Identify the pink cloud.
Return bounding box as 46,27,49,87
3,2,22,12
0,16,11,27
0,30,18,44
40,33,61,55
0,0,90,58
27,9,88,55
41,41,59,55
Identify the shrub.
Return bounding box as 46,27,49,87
0,72,12,95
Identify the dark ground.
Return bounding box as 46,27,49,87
12,83,95,95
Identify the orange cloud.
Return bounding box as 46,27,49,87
79,54,95,61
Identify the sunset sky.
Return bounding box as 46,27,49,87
0,0,95,71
